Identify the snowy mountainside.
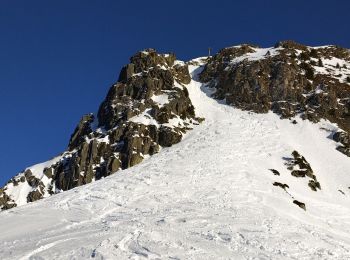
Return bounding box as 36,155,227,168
1,41,349,211
0,63,350,259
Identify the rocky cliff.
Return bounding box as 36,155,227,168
0,49,202,210
1,41,349,210
200,40,350,156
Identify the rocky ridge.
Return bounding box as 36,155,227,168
200,40,350,156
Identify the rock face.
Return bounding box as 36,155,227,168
0,49,200,210
200,40,350,156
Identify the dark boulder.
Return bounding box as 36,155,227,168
27,190,43,203
158,127,182,147
308,180,321,191
293,200,306,210
273,182,289,190
269,169,280,175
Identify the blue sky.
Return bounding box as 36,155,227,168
1,0,349,185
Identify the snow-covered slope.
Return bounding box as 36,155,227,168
0,63,349,259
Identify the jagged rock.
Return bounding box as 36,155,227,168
333,131,349,146
27,190,43,203
118,64,135,82
336,146,350,157
68,114,94,150
269,169,280,175
43,167,53,178
24,170,41,188
273,182,289,190
0,190,16,210
293,200,306,210
128,153,144,168
274,40,308,51
333,131,350,157
308,180,321,191
290,151,314,179
107,157,121,173
173,64,191,84
291,170,307,178
130,49,176,73
284,150,322,193
158,127,182,147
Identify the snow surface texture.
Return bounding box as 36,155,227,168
1,63,350,259
225,47,283,69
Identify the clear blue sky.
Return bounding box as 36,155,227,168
1,0,349,185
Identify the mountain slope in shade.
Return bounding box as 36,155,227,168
0,63,350,259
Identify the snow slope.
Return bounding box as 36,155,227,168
0,63,350,259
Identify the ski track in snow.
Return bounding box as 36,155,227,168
0,65,350,259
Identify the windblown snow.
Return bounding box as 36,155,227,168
0,62,350,259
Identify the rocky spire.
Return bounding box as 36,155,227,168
0,49,200,210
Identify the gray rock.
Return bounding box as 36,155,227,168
27,190,43,203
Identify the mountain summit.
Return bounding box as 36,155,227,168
0,41,350,259
1,41,349,211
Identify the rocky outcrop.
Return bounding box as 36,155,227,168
200,41,350,156
273,182,289,190
0,189,16,210
333,131,350,157
0,49,200,210
293,200,306,210
284,150,321,192
269,169,280,175
68,114,94,151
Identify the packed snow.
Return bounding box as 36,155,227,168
151,93,170,107
0,63,350,259
129,108,159,127
225,47,283,70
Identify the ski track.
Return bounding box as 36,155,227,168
0,65,350,259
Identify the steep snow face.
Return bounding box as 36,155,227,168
0,62,349,259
